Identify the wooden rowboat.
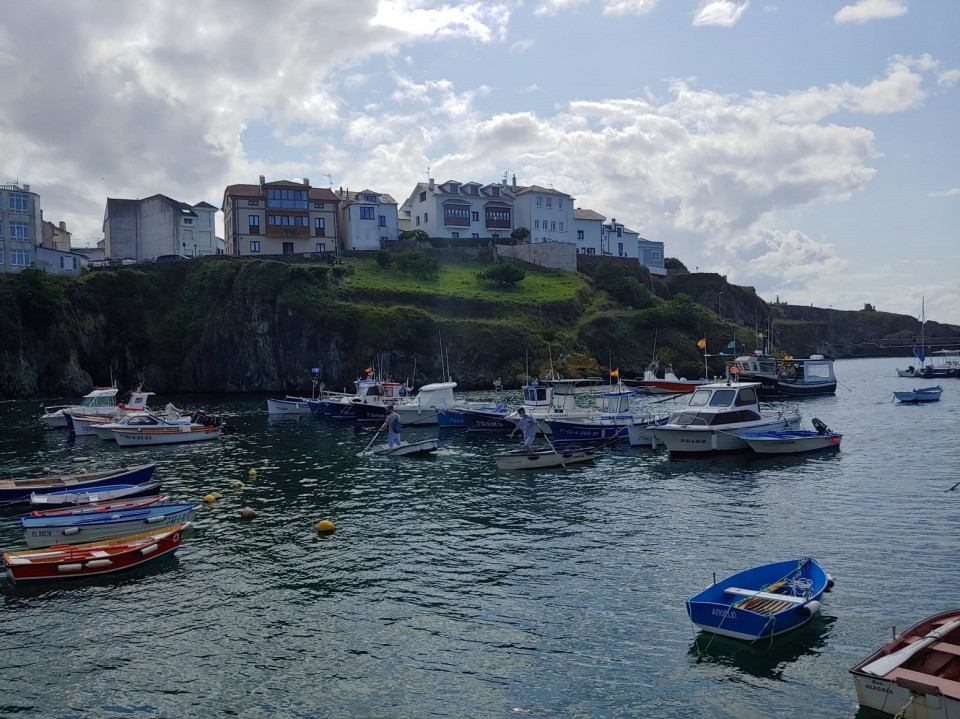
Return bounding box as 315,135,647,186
0,464,157,506
21,502,198,548
372,438,439,457
28,480,162,507
3,523,189,583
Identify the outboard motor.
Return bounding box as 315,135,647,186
812,417,829,435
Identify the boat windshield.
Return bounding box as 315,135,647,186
708,389,736,407
688,389,712,407
80,395,116,408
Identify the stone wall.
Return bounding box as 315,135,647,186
495,241,577,272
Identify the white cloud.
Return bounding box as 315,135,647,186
938,68,960,88
693,1,750,27
510,38,536,53
834,0,907,24
535,0,659,15
371,0,512,42
928,188,960,198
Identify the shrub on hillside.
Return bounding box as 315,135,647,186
394,250,440,280
476,261,526,286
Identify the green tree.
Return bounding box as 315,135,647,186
511,227,530,242
476,261,526,286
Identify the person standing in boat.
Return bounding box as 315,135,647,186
510,407,538,455
380,406,402,447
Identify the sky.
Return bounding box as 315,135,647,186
2,0,958,324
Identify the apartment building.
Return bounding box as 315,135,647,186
103,194,217,260
402,178,515,240
337,189,399,251
573,208,605,255
222,177,339,257
0,183,42,273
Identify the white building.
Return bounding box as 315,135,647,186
573,208,605,255
638,237,666,276
337,189,399,251
103,195,218,261
402,178,515,240
222,177,339,257
512,184,575,245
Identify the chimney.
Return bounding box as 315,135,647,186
512,174,516,189
23,184,30,192
428,178,434,190
259,175,265,187
303,177,309,186
59,221,67,230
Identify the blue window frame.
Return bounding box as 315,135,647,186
9,193,29,213
10,221,29,240
249,241,261,253
359,206,375,220
10,249,30,266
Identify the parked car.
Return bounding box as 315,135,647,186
155,254,190,263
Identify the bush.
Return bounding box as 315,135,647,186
476,262,526,286
394,250,439,280
375,250,393,269
511,227,530,242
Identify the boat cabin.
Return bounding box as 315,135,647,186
779,357,835,384
595,389,635,414
668,382,763,427
78,388,120,408
730,351,778,378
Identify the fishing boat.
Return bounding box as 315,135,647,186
111,411,223,446
850,608,960,719
894,386,943,403
64,388,156,436
91,407,193,440
728,352,837,397
312,376,407,421
740,418,842,455
353,381,461,426
437,401,512,430
686,557,831,640
634,359,708,394
0,464,157,506
649,379,802,456
625,415,671,447
29,481,163,507
372,438,439,457
39,386,121,428
22,502,198,548
3,523,189,583
266,370,322,414
493,447,596,471
544,385,638,442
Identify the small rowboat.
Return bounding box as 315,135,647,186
29,480,163,507
3,523,189,583
493,447,596,471
21,502,198,548
686,557,831,640
372,438,439,457
850,608,960,718
28,494,165,517
740,419,842,455
0,464,157,506
894,385,943,403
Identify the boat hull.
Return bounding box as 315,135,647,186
894,386,943,403
372,439,439,457
546,418,631,442
494,448,595,470
686,557,829,640
652,414,802,455
0,464,157,506
113,426,221,446
22,503,198,548
3,524,189,583
29,481,162,507
266,397,313,414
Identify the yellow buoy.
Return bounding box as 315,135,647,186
316,520,336,533
248,469,257,477
203,494,217,503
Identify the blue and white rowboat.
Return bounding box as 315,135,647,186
22,501,199,548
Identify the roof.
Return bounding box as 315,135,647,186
574,208,606,221
223,183,339,203
514,184,572,198
340,189,397,205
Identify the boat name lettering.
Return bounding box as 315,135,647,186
865,680,892,694
711,608,736,619
681,438,707,444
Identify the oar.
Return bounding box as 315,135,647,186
860,617,960,676
363,427,382,454
536,419,567,468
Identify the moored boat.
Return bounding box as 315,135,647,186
686,557,831,640
894,386,943,403
29,481,163,507
39,386,121,428
92,408,194,440
64,388,156,436
493,447,596,471
28,494,165,517
3,523,189,583
22,501,198,548
111,411,223,446
0,464,157,506
729,352,837,397
850,608,960,718
740,418,842,455
649,380,802,456
544,385,638,442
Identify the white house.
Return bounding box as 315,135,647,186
638,237,666,276
573,208,605,255
103,194,218,260
337,189,399,251
402,178,515,239
512,184,575,245
602,218,640,259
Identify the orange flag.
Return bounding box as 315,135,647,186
610,368,619,378
697,338,707,349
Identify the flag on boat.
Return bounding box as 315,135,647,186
610,368,619,378
365,367,373,374
697,338,707,349
913,347,926,363
727,340,736,349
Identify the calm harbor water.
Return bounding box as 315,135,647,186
0,357,958,718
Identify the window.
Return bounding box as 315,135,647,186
282,242,294,254
546,197,552,208
550,221,556,231
59,256,78,270
652,250,662,261
617,228,622,237
558,199,563,209
379,237,388,244
248,215,260,234
10,221,29,241
419,191,427,202
10,249,30,266
268,215,308,226
559,222,564,231
586,248,595,255
536,196,543,207
183,218,193,225
315,242,326,253
451,232,459,238
423,212,428,223
534,220,540,230
490,187,499,197
249,241,261,253
471,233,479,238
266,188,308,209
378,215,386,227
416,216,420,226
314,217,325,236
314,202,323,209
359,206,375,220
471,211,479,222
577,230,584,240
248,200,259,206
617,242,624,255
364,194,378,203
0,249,3,263
9,193,29,213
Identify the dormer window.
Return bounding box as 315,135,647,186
491,187,500,197
448,183,459,193
363,194,377,203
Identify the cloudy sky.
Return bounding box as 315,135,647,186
2,0,958,323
